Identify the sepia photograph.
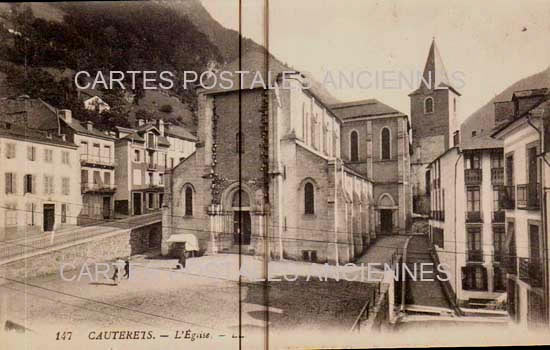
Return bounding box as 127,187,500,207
1,0,550,348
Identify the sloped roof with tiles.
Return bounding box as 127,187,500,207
330,98,406,120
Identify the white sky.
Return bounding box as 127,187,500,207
201,0,550,122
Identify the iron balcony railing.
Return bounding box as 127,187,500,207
518,257,543,288
492,210,505,223
80,154,115,167
147,163,158,170
491,168,504,185
81,183,116,193
501,185,515,209
465,211,483,223
465,168,482,185
467,250,484,262
517,183,540,210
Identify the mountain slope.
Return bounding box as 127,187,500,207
461,66,550,142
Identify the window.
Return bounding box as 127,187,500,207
43,175,54,194
148,193,154,209
61,204,67,223
44,149,53,163
467,187,480,212
148,172,154,185
80,141,88,155
453,98,457,113
134,149,141,162
24,174,34,194
62,177,70,195
236,132,244,153
81,170,88,185
159,173,164,185
424,97,434,114
381,128,391,160
27,146,36,161
147,133,155,149
93,171,101,185
491,151,503,169
465,152,480,169
159,194,164,207
93,144,100,161
5,173,16,194
425,170,431,195
462,265,487,291
104,172,111,186
5,204,17,226
6,143,15,159
304,182,314,214
432,227,444,248
467,227,483,261
506,154,514,185
185,187,193,216
493,226,505,262
350,131,359,161
472,131,477,137
103,145,111,164
493,187,502,212
493,265,506,292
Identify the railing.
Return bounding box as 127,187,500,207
517,183,540,209
80,154,115,167
467,250,484,262
147,163,158,170
465,169,482,185
518,257,543,287
501,185,515,209
492,210,505,223
465,211,483,223
504,255,517,275
491,168,504,185
430,210,445,221
81,183,116,192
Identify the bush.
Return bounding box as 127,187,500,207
159,104,173,113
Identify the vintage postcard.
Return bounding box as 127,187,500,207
1,0,550,349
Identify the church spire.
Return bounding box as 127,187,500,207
420,38,452,91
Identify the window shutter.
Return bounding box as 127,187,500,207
23,175,28,194
5,173,9,194
461,266,468,290
32,175,36,194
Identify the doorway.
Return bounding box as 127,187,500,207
133,192,142,215
43,204,55,232
233,211,251,245
380,209,393,235
103,196,111,219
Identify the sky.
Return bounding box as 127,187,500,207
201,0,550,123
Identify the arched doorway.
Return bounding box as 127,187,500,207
378,193,396,235
231,190,251,245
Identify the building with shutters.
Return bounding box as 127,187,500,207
0,120,81,240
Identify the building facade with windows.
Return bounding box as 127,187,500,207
0,121,81,240
492,89,549,329
331,99,412,235
113,119,196,216
162,52,375,262
428,135,506,308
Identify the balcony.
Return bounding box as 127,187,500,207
504,255,517,275
517,183,540,210
492,210,505,223
465,211,483,223
518,257,543,288
467,250,484,262
491,168,504,185
80,154,115,168
147,163,158,171
501,185,515,209
81,183,116,193
465,169,482,185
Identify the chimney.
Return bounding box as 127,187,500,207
86,121,93,132
58,109,72,124
137,118,145,126
157,118,165,136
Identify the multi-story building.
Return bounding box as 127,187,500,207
113,119,196,216
331,99,412,235
0,121,81,240
492,88,549,328
410,39,461,215
162,51,375,263
428,133,506,308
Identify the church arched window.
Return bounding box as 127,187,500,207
424,97,434,114
184,186,193,216
350,130,359,161
304,182,315,215
381,127,391,160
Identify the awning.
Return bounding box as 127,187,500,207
166,234,199,251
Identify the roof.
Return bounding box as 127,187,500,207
165,124,197,142
461,132,502,151
492,98,550,137
410,39,460,96
330,98,406,120
512,88,548,99
60,117,115,140
0,121,77,148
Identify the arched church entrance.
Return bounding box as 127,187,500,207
378,193,397,235
231,190,251,245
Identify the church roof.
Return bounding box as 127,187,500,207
329,98,406,120
410,39,460,96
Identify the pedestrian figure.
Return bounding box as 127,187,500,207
111,264,119,285
176,243,187,269
123,259,130,279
